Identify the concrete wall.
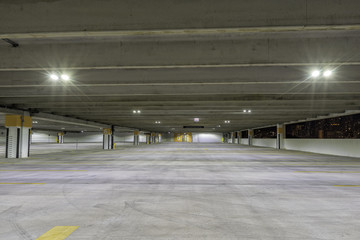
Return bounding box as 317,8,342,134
192,133,223,143
240,138,248,145
238,136,360,158
30,130,149,144
32,131,57,143
284,139,360,158
252,139,277,148
64,132,102,143
161,133,174,143
114,132,147,144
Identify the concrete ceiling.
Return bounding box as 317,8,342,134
0,0,360,133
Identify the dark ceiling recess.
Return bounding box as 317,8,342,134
2,38,19,47
183,126,205,128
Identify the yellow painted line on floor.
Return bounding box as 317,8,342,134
36,226,79,240
295,171,360,173
0,183,46,185
0,170,87,172
333,185,360,187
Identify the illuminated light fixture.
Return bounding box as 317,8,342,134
248,110,252,113
50,74,59,81
61,74,70,81
137,110,141,113
194,118,200,122
311,70,321,78
217,125,221,127
155,121,161,124
323,70,333,77
224,120,230,123
32,121,38,124
243,109,247,113
133,110,137,114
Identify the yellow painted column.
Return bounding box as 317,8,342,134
277,124,284,149
248,129,253,146
151,132,156,144
57,132,64,144
102,128,112,150
5,114,32,158
146,133,150,144
134,130,140,145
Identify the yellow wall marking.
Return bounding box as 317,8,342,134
333,185,360,187
36,226,79,240
295,171,360,173
0,183,45,185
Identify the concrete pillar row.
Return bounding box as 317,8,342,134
276,124,284,149
5,114,32,158
103,128,113,150
151,133,156,144
133,130,140,146
248,129,253,146
57,132,64,144
231,132,235,144
146,134,151,144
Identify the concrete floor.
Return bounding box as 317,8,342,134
0,143,360,240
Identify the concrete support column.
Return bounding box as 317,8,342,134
133,130,140,146
248,129,253,146
154,133,158,143
5,114,32,158
146,134,150,144
238,131,241,144
103,128,113,150
151,133,156,144
111,125,115,149
57,132,64,144
158,133,162,143
231,132,235,144
276,124,284,150
222,133,228,143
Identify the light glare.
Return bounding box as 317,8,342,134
61,74,70,81
323,70,333,77
50,74,59,81
311,70,321,78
